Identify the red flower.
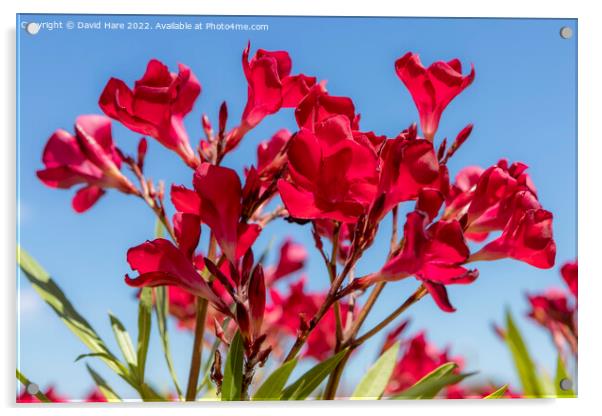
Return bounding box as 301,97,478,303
265,277,353,360
527,288,577,354
295,83,358,132
256,129,291,179
278,115,379,223
124,238,228,312
265,238,307,285
37,115,138,212
193,163,261,261
359,211,478,312
385,331,464,395
470,208,556,269
561,260,578,299
167,286,197,330
375,126,449,219
99,59,201,168
395,52,474,141
228,45,316,149
17,386,68,403
85,389,107,402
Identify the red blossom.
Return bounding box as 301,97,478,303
37,115,138,212
470,208,556,269
265,238,308,285
295,83,358,131
166,286,197,330
385,331,464,395
359,211,478,312
99,59,201,168
561,260,578,299
395,52,475,141
17,386,68,403
278,115,379,223
527,288,577,354
85,389,108,402
193,163,261,261
444,160,539,242
124,239,229,313
227,45,316,149
375,126,449,219
265,277,353,360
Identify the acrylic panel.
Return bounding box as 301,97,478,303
16,14,577,402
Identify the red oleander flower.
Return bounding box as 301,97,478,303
385,331,464,395
167,286,197,330
527,288,577,354
395,52,475,141
124,239,229,313
193,163,261,261
37,115,138,213
265,277,353,360
359,211,478,312
278,115,379,223
375,125,449,219
561,260,578,299
470,208,556,269
99,59,201,168
17,386,68,403
295,84,358,131
85,389,108,402
264,238,307,285
227,44,316,150
256,129,292,180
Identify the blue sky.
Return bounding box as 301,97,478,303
17,14,577,400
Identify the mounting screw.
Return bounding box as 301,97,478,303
560,26,573,39
559,378,573,391
26,383,39,395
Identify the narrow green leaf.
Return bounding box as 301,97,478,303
252,359,298,400
281,349,349,400
504,310,542,397
154,286,183,399
352,342,400,400
16,370,50,403
108,313,137,370
86,364,122,402
221,331,244,401
393,362,475,399
136,287,153,384
17,246,130,382
554,356,575,398
483,384,508,399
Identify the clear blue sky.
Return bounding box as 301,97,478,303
17,14,577,400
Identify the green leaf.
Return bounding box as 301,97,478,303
252,359,298,401
352,342,400,400
281,349,349,400
554,356,575,398
221,331,244,401
393,362,475,399
86,364,122,402
504,310,542,397
16,369,50,403
17,246,130,383
483,384,508,399
108,313,137,371
136,287,153,384
155,286,183,399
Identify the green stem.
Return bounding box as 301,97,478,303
184,298,209,401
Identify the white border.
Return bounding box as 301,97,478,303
2,1,599,416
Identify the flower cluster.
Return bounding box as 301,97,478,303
526,260,578,355
34,43,559,401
